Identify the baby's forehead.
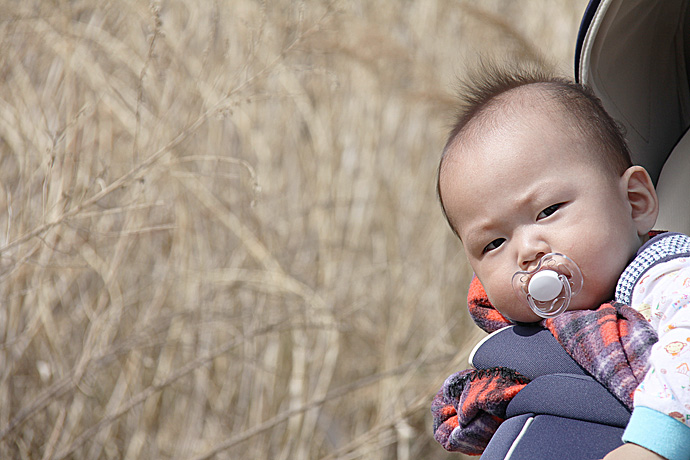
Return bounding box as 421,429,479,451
442,110,609,196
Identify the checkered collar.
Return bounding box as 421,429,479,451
615,232,690,305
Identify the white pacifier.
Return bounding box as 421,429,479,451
511,253,583,319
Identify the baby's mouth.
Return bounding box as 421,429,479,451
511,253,583,319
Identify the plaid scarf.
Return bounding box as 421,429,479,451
432,276,658,454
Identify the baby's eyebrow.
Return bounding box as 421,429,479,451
459,183,556,248
460,220,499,251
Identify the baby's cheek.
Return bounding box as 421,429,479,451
578,278,616,309
494,290,538,322
486,289,510,313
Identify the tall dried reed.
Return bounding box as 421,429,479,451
0,1,583,458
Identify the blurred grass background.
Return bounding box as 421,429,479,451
0,1,584,458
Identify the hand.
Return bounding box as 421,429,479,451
601,443,665,460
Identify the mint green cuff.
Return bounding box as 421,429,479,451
623,406,690,460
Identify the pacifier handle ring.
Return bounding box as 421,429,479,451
527,273,571,319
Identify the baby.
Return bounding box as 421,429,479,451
435,66,690,460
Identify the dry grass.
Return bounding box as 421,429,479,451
0,1,584,458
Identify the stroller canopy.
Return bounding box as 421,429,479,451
577,0,690,234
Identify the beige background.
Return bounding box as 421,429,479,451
0,1,584,458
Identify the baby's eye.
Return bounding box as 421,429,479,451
537,203,562,220
482,238,505,254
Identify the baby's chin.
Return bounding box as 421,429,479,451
499,307,542,324
499,293,610,324
567,291,613,312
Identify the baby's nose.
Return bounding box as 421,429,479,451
517,234,550,271
520,251,547,270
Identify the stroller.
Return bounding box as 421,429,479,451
441,0,690,458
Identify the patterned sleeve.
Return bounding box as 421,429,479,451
625,257,690,460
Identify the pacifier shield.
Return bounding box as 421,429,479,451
512,253,583,319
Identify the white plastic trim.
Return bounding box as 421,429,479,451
578,0,614,84
468,326,511,368
504,416,535,460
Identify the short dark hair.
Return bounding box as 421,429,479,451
437,63,633,237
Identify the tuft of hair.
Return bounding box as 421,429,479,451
441,61,553,156
441,61,632,173
437,61,633,237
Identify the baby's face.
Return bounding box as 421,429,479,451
439,103,644,322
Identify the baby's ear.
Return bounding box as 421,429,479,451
622,166,659,236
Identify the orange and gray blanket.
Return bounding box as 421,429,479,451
431,276,657,454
